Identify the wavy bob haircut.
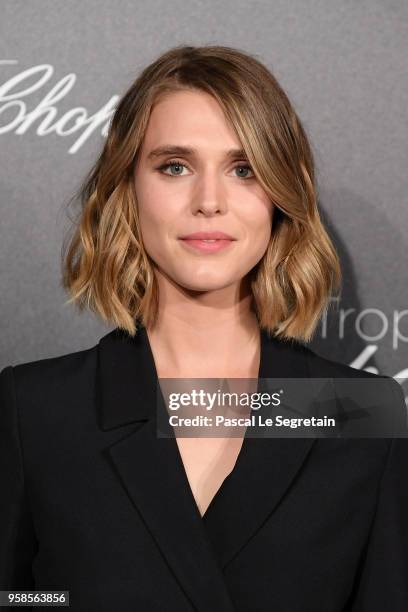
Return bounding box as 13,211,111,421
61,44,341,342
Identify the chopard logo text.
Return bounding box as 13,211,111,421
0,60,118,153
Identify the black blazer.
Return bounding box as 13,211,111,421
1,325,407,611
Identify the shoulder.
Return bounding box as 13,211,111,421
301,343,406,422
302,341,396,382
0,340,100,415
10,344,96,386
0,340,104,446
299,342,374,379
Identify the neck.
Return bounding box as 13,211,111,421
144,270,261,378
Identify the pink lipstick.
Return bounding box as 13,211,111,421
179,231,236,253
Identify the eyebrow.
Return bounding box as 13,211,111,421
146,145,248,162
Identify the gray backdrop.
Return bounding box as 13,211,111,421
1,1,407,402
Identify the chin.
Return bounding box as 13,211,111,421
175,276,237,293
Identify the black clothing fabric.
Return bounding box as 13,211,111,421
0,325,407,611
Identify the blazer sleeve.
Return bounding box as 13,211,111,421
349,436,408,610
0,365,38,589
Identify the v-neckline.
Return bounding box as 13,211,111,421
100,320,315,595
139,323,313,523
145,325,264,520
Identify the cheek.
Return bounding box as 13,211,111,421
241,204,273,261
244,202,273,239
137,187,171,237
137,177,185,223
136,190,179,266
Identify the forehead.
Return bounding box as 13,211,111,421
141,89,241,151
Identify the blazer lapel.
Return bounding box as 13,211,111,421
97,326,237,612
202,330,317,568
97,323,316,606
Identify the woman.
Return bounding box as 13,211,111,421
1,45,407,611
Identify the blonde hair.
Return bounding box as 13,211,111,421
61,45,341,342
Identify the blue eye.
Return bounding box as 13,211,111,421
157,159,255,180
233,165,254,179
157,160,189,177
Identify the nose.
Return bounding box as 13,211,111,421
191,167,228,216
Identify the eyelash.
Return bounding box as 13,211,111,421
156,159,255,180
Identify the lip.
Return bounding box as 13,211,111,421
178,231,236,254
179,238,235,253
179,231,236,240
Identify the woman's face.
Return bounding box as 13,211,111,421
134,89,274,294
